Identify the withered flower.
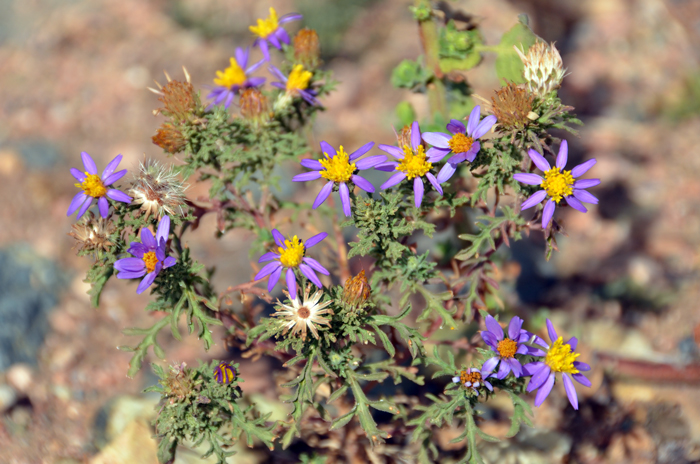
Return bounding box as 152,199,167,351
163,362,195,402
152,123,187,154
150,68,202,123
294,28,321,68
491,82,535,131
342,270,371,307
273,284,333,340
129,159,187,219
68,211,115,253
239,88,270,126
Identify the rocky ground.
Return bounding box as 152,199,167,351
1,0,700,463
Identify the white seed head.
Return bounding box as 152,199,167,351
129,159,188,219
514,41,567,98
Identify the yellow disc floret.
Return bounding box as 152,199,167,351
540,168,574,203
249,7,279,39
319,146,356,183
544,337,580,374
76,173,107,198
278,235,305,268
448,133,474,154
459,369,482,385
497,338,518,358
396,144,431,179
214,58,247,88
142,251,159,274
287,64,313,92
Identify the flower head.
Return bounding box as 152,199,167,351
376,121,445,207
452,367,493,396
293,28,320,68
491,82,536,131
422,106,497,183
150,70,201,124
293,141,384,216
152,123,187,154
480,315,538,380
68,211,115,253
255,229,329,296
523,319,591,410
114,215,176,294
273,284,333,340
239,88,270,125
514,41,566,98
250,7,302,61
213,361,237,384
208,48,265,109
342,270,371,307
67,152,132,219
269,64,318,106
513,140,600,229
129,159,187,219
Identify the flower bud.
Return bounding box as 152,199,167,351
293,28,320,68
342,270,371,307
239,88,270,125
213,361,237,384
514,41,566,98
491,82,535,131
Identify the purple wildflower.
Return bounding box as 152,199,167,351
452,367,494,396
255,230,329,297
422,105,497,183
523,319,592,410
67,152,132,219
207,47,265,109
513,140,600,229
114,215,176,294
269,64,319,105
480,315,541,379
376,121,444,207
249,7,302,61
292,141,385,217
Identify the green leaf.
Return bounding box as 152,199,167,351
330,408,356,430
493,15,537,85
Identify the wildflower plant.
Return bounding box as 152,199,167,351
66,5,600,464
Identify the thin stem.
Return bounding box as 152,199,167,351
415,0,448,121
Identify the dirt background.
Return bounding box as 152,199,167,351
1,0,700,462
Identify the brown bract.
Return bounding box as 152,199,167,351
294,28,321,68
68,211,115,253
491,82,535,131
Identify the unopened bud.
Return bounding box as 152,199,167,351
294,28,321,68
240,88,270,126
514,41,566,98
343,270,371,307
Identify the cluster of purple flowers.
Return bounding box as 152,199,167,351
452,315,590,409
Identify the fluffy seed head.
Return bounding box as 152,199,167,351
129,159,188,219
491,82,535,130
294,28,320,68
514,41,566,97
68,211,115,253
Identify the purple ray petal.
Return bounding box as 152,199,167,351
286,268,297,296
275,27,290,45
436,162,457,183
279,13,303,24
485,315,504,340
255,261,282,281
155,247,165,262
566,195,588,213
556,140,568,170
426,147,450,163
115,257,147,272
507,358,523,378
514,173,544,185
156,215,170,244
116,270,147,280
573,189,599,204
413,177,424,208
410,121,421,150
567,336,578,351
81,152,98,175
300,263,323,288
163,256,176,268
380,172,406,190
305,232,327,248
136,272,157,294
426,173,443,195
224,92,235,109
481,357,499,378
302,257,329,275
313,181,334,209
258,252,280,263
272,229,285,247
447,152,469,164
572,372,592,387
235,47,248,68
521,190,547,210
523,361,544,377
422,132,450,148
76,197,93,219
574,361,591,372
355,155,386,170
496,359,512,379
447,118,466,135
546,319,559,342
103,169,127,186
562,373,579,410
374,162,399,172
259,40,270,62
268,265,282,291
378,144,404,159
527,364,551,392
541,199,556,229
571,159,597,178
106,189,132,204
141,228,156,249
301,159,324,170
270,82,285,90
67,192,88,216
320,141,336,158
246,76,266,87
349,141,375,161
268,65,286,82
481,330,499,351
527,149,551,172
293,171,322,182
98,197,109,218
573,179,601,189
473,115,497,139
339,182,351,217
467,106,481,136
71,168,86,182
268,33,281,49
508,316,523,340
534,373,555,407
128,242,147,258
102,154,123,179
351,175,374,193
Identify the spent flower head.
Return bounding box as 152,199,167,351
342,270,371,308
513,140,600,229
294,28,321,68
515,41,567,98
250,7,302,61
273,284,333,340
150,69,201,123
293,141,385,216
68,211,115,254
208,47,265,109
129,159,188,220
114,215,176,294
255,229,329,296
523,319,591,410
491,82,536,131
376,121,445,207
67,152,132,219
239,87,270,126
452,367,493,396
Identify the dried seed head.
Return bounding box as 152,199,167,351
152,123,187,154
68,211,115,253
129,159,188,219
163,362,195,402
239,88,270,125
153,76,201,123
514,41,566,98
293,28,320,68
491,82,535,131
342,270,371,307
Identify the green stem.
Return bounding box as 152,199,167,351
415,0,448,120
